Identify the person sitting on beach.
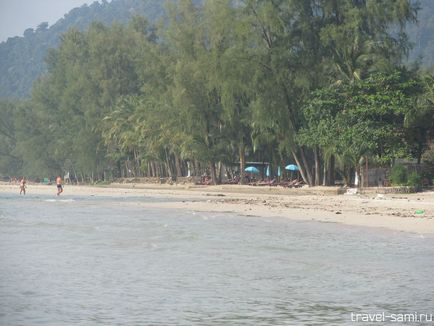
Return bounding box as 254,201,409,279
56,176,63,196
19,177,26,195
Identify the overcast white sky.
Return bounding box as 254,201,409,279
0,0,101,42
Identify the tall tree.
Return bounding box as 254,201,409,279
164,0,228,184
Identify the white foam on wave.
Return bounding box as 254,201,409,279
44,199,75,203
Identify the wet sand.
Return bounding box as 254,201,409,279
2,183,434,234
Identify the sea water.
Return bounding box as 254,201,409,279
1,193,433,325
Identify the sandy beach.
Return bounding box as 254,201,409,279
2,183,434,235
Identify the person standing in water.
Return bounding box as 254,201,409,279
19,177,26,195
56,176,63,196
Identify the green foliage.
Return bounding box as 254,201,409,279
0,100,20,175
21,19,159,179
299,70,420,181
1,0,433,100
0,0,432,186
407,171,422,188
319,0,417,81
422,144,434,165
390,164,408,185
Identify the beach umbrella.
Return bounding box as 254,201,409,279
277,166,281,177
285,164,299,171
266,165,270,177
285,164,299,181
245,166,259,174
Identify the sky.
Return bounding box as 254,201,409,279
0,0,100,42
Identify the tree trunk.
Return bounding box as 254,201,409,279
323,160,327,186
225,166,232,180
193,160,199,176
300,148,314,186
155,162,160,178
210,161,218,185
164,149,172,178
72,166,79,185
356,165,362,188
159,163,164,178
239,143,246,185
345,166,354,187
133,149,140,176
153,161,157,177
323,155,332,186
329,155,335,185
314,147,320,186
175,154,182,178
147,162,151,177
291,148,313,186
165,162,172,178
186,161,191,177
217,161,223,184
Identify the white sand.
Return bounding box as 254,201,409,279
2,183,434,234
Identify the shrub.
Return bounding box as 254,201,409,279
389,164,407,186
407,171,422,189
419,170,434,187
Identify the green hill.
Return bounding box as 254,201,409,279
0,0,165,99
407,0,434,67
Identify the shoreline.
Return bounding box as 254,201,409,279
1,183,434,235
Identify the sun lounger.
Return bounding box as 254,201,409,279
257,179,277,186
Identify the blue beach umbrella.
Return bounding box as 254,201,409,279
285,164,300,181
245,166,260,174
266,165,270,177
277,166,281,177
285,164,299,171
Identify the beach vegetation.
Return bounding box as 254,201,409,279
407,171,422,189
390,164,408,186
0,0,432,186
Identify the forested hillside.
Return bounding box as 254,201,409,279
0,0,165,98
407,0,434,66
